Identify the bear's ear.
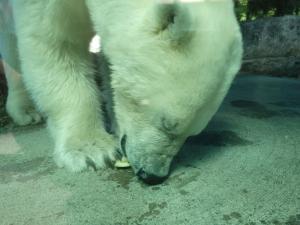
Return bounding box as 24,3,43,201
149,1,193,46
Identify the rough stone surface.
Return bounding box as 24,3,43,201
241,16,300,77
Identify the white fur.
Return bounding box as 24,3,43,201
0,0,242,175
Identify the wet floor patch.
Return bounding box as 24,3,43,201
254,214,300,225
221,214,300,225
0,157,56,183
285,214,300,225
104,168,135,190
223,212,242,222
0,157,47,172
136,202,167,224
187,130,252,147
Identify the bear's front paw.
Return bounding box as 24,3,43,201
7,107,42,126
54,133,118,172
6,93,42,126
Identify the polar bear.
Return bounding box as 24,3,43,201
0,0,242,184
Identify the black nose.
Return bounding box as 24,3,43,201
137,169,168,185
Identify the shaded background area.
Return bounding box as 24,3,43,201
234,0,300,78
235,0,300,21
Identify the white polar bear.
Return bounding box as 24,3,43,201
0,0,242,184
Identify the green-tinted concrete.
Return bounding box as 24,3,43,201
0,76,299,225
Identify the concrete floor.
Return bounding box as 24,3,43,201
0,75,299,225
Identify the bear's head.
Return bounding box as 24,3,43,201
107,0,243,184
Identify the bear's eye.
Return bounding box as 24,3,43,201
161,117,178,131
161,117,179,140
